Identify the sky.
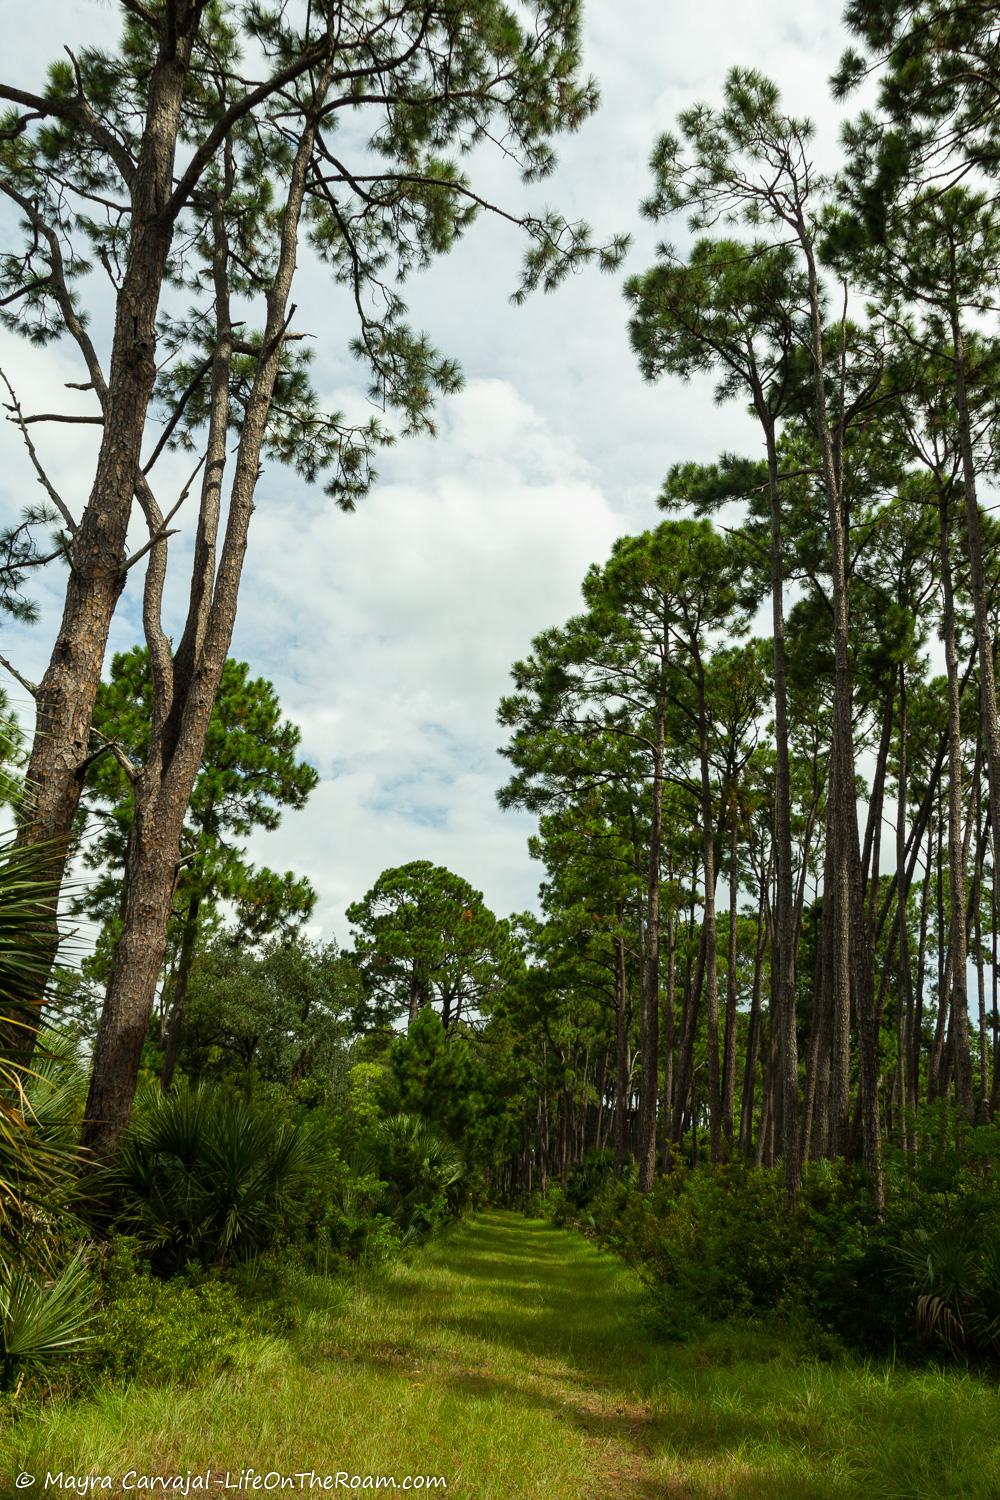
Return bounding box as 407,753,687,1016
0,0,862,945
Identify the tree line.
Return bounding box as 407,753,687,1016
491,5,1000,1209
3,0,1000,1226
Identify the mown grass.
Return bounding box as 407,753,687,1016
3,1210,1000,1497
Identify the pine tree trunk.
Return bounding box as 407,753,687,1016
695,658,722,1164
939,494,973,1117
660,896,676,1168
613,927,628,1178
722,797,740,1152
803,920,828,1161
862,692,893,910
757,895,779,1170
896,667,912,1152
672,916,707,1144
761,417,800,1197
975,877,990,1117
638,710,665,1191
912,832,932,1110
992,858,999,1120
739,882,768,1159
3,11,204,1062
801,231,881,1203
160,892,200,1090
951,303,1000,954
82,114,318,1153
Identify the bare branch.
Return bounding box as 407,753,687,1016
0,367,78,535
0,182,109,406
141,353,213,475
83,729,139,783
125,456,205,571
0,277,52,308
0,83,135,187
131,470,175,710
0,652,38,699
21,413,103,426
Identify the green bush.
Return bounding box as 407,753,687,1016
563,1149,617,1214
358,1113,466,1239
524,1183,570,1224
893,1216,1000,1362
587,1167,828,1337
112,1085,467,1281
536,1138,1000,1364
91,1239,260,1385
304,1166,405,1268
574,1159,999,1359
112,1086,319,1270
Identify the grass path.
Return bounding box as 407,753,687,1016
6,1210,1000,1498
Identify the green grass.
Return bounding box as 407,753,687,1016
3,1210,1000,1497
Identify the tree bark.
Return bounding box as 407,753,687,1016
660,894,676,1168
722,793,740,1152
4,7,206,1062
738,880,768,1159
637,704,665,1190
160,891,200,1091
613,926,629,1178
759,411,800,1197
800,229,881,1203
895,666,913,1152
950,300,1000,952
912,831,932,1110
82,108,319,1154
694,654,722,1164
939,492,973,1117
672,915,708,1143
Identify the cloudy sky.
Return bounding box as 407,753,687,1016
0,0,860,943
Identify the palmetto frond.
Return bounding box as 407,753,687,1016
0,834,84,1240
113,1085,315,1269
359,1113,466,1237
0,1251,94,1391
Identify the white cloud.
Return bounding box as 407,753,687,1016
234,378,618,936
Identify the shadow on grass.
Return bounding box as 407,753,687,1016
339,1210,858,1499
317,1209,1000,1499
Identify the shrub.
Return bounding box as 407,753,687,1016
112,1086,317,1270
524,1183,570,1224
564,1149,617,1213
358,1113,466,1239
894,1217,1000,1362
90,1239,260,1385
0,837,79,1244
563,1156,1000,1363
575,1162,907,1351
303,1164,405,1268
2,1030,89,1268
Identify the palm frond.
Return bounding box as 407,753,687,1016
0,1250,94,1391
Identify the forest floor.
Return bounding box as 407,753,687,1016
5,1210,1000,1498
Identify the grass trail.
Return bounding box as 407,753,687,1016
5,1210,1000,1498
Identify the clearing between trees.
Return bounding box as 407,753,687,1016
5,1211,1000,1500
